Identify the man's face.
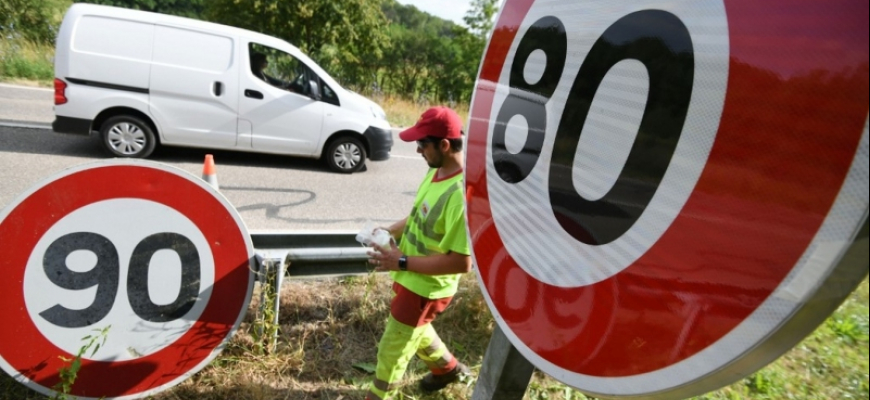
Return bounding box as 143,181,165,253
417,138,444,168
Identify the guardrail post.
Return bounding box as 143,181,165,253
255,256,270,342
271,259,286,350
472,324,535,400
253,251,288,353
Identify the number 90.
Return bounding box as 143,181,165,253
40,231,201,328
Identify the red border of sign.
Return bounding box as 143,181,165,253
0,164,252,397
466,0,869,377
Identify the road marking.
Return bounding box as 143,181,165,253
390,154,420,160
0,83,53,92
0,121,51,130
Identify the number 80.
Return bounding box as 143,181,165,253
492,10,694,245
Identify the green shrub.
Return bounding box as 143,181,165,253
0,37,55,84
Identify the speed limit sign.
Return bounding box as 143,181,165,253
466,0,868,398
0,160,255,399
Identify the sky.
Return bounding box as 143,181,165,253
395,0,473,26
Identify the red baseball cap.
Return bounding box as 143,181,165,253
399,106,463,142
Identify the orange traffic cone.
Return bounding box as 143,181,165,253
202,154,219,189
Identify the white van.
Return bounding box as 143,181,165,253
52,3,392,173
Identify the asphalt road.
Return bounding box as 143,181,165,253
0,83,430,232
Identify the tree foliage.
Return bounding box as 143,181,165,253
202,0,498,103
0,0,500,104
77,0,205,18
464,0,499,38
204,0,389,86
377,0,499,103
0,0,71,43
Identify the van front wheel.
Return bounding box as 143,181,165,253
325,136,366,173
100,115,157,158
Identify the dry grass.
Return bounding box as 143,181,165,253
373,93,470,130
153,273,493,400
0,273,485,400
1,274,866,400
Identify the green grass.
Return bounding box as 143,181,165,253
686,276,869,400
0,37,55,86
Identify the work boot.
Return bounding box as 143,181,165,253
419,362,470,392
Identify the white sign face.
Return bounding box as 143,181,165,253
486,0,729,287
0,160,254,400
465,0,869,398
23,199,215,361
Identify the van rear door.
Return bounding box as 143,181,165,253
64,14,154,93
149,25,239,147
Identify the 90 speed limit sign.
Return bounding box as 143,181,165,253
0,160,255,399
466,0,868,398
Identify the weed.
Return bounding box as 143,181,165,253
52,325,111,400
827,311,869,344
251,260,281,355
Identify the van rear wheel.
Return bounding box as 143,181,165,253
325,136,366,173
100,115,157,158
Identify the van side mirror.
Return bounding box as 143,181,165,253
308,80,321,101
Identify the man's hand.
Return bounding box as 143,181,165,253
368,239,400,272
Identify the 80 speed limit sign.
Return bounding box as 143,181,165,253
466,0,868,398
0,160,255,399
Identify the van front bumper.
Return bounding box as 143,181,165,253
53,116,93,135
364,126,393,161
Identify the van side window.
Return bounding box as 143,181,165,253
249,43,309,95
320,81,340,106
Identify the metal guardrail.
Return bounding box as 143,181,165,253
251,231,372,279
249,231,375,349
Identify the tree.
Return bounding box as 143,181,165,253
204,0,389,88
77,0,205,18
378,0,495,102
463,0,499,39
0,0,70,43
425,0,499,103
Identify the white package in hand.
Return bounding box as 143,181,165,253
355,221,392,249
355,221,375,245
371,229,392,249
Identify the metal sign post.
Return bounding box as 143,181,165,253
472,325,535,400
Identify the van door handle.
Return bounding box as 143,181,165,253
213,81,223,96
245,89,263,99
